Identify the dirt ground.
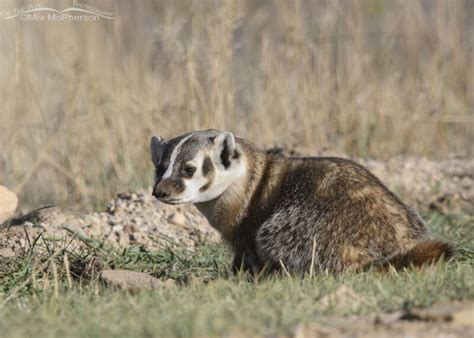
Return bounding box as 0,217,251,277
291,302,474,338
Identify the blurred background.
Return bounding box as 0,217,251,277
0,0,473,211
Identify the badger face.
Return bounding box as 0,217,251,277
150,130,246,204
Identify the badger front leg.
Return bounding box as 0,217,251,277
231,250,262,276
231,250,279,276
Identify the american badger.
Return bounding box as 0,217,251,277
150,130,453,275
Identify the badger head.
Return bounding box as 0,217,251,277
150,130,246,204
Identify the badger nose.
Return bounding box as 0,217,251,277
156,190,169,199
152,185,170,199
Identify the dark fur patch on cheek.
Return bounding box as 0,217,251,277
200,156,215,192
202,156,214,176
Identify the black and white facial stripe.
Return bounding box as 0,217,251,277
151,130,246,204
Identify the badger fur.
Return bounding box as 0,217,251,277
150,129,453,275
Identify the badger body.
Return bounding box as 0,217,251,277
150,130,452,275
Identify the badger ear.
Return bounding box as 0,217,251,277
150,135,164,165
214,132,235,169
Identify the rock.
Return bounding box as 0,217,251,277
112,224,123,232
400,302,474,326
0,247,15,258
84,214,100,225
101,269,170,290
168,212,186,225
451,306,474,327
123,224,137,233
162,278,176,288
0,185,18,225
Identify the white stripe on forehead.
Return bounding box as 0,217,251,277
162,133,195,179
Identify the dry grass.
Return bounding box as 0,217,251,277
0,0,473,210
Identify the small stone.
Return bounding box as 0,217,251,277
131,217,143,225
0,247,15,258
168,212,186,225
400,302,474,325
123,224,137,233
84,215,100,225
107,204,116,214
101,269,169,290
0,185,18,225
451,306,474,326
112,224,123,232
118,193,131,200
163,278,176,287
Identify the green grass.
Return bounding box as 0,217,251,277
0,212,473,337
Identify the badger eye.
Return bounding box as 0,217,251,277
182,165,196,177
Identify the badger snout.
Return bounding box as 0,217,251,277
152,179,185,204
152,182,171,199
152,187,169,199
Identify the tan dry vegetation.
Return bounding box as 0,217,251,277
0,0,473,210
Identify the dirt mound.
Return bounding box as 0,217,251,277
365,156,473,215
0,190,219,255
